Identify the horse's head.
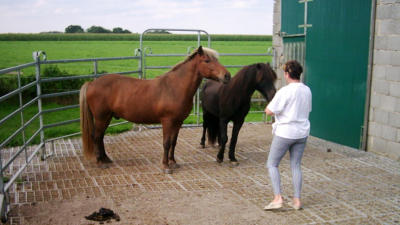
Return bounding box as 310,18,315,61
255,63,277,102
194,46,231,84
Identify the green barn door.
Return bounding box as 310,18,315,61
305,0,371,148
281,0,372,148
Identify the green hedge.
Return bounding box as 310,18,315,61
0,75,36,98
0,65,88,101
0,33,272,42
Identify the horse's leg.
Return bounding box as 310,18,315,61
200,112,208,148
228,119,244,166
162,134,171,173
216,119,228,163
161,120,176,174
217,125,222,147
168,124,182,169
94,116,112,165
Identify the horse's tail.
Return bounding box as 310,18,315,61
79,82,96,160
206,114,220,146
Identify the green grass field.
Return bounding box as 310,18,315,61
0,40,272,75
0,38,272,147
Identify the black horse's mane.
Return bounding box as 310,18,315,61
230,63,276,87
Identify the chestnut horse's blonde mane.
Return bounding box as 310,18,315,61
171,47,219,71
198,47,219,60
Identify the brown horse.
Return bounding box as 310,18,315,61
80,46,230,173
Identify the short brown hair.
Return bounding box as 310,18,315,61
283,60,303,80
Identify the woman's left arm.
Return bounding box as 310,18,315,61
265,107,275,116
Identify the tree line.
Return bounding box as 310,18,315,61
65,25,132,34
65,25,174,34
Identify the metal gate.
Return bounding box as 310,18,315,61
0,28,275,221
0,52,141,222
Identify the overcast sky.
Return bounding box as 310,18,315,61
0,0,274,34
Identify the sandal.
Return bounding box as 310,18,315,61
263,201,283,210
288,201,302,210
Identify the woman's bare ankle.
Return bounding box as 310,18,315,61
273,195,283,203
293,197,301,206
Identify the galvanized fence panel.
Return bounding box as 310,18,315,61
0,59,41,222
0,52,141,222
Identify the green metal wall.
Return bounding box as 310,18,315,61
281,0,372,148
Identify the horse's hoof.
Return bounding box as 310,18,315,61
216,158,223,164
169,163,180,169
163,168,173,174
98,157,113,164
98,163,112,169
230,161,239,167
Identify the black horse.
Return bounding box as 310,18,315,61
200,63,277,165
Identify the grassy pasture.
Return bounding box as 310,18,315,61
0,40,272,75
0,38,273,147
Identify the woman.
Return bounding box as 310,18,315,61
264,60,312,210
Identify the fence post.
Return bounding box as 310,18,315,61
17,70,27,146
134,49,142,79
138,49,143,79
197,31,201,47
93,60,98,78
33,51,46,160
0,153,7,222
143,47,153,80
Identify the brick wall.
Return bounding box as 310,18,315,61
368,0,400,160
272,0,284,89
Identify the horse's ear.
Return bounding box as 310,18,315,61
198,46,204,56
256,63,262,69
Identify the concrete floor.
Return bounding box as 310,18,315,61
3,123,400,224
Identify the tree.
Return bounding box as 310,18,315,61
86,26,111,33
113,27,132,33
65,25,84,33
113,27,123,33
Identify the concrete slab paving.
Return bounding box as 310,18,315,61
2,123,400,224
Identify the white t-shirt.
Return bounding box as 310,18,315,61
267,82,312,139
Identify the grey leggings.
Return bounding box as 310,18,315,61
266,135,307,198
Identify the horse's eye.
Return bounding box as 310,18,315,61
205,59,210,63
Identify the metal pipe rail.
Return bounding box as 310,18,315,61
0,104,41,150
0,62,36,75
40,55,140,64
0,80,37,103
139,28,211,79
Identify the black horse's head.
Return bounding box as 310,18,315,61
254,63,277,102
